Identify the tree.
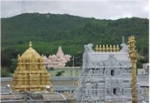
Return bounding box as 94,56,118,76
56,70,65,76
1,67,9,77
1,55,11,67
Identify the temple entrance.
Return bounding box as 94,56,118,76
111,70,114,76
113,88,117,95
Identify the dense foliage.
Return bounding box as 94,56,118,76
1,13,149,75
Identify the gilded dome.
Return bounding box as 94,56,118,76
21,41,41,59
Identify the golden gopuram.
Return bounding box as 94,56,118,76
11,41,53,92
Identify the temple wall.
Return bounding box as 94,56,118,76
1,77,79,86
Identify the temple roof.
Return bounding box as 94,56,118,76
84,43,132,68
56,46,64,57
88,52,131,62
21,41,41,59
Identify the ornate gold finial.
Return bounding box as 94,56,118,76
116,45,119,51
18,54,21,62
18,54,20,58
99,45,101,52
132,35,135,39
106,44,109,52
29,41,32,48
102,45,105,52
109,45,112,52
96,45,98,52
113,45,116,52
17,54,21,68
95,45,99,52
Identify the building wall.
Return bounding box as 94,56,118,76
143,63,149,75
75,44,149,103
75,57,132,102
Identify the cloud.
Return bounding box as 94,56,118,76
1,0,149,19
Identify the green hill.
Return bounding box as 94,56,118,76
1,13,149,74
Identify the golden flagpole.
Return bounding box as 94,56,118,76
128,35,137,103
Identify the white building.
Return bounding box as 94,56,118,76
138,63,149,75
142,63,149,75
43,46,71,68
74,42,149,103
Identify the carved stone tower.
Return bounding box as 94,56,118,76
11,41,53,92
74,41,132,102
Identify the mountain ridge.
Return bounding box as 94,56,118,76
1,13,149,73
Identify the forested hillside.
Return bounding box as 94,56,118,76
1,13,149,76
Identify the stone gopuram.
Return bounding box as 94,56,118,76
11,42,53,92
74,41,132,102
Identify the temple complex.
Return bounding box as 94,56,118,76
74,36,149,103
11,42,53,92
44,46,71,68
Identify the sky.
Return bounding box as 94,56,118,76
1,0,149,20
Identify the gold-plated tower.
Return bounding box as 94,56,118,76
128,35,137,103
113,45,116,52
11,42,53,92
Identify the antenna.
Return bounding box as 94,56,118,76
21,0,27,14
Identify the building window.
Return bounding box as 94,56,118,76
92,68,95,73
103,68,105,74
96,68,99,73
111,70,114,76
113,88,117,95
124,80,129,82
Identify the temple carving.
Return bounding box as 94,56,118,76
11,41,53,92
74,36,149,103
74,41,132,102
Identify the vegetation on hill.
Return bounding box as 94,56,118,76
1,13,149,75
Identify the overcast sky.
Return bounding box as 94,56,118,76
1,0,149,20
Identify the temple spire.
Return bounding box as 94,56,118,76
11,42,53,92
29,41,32,48
56,46,64,57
